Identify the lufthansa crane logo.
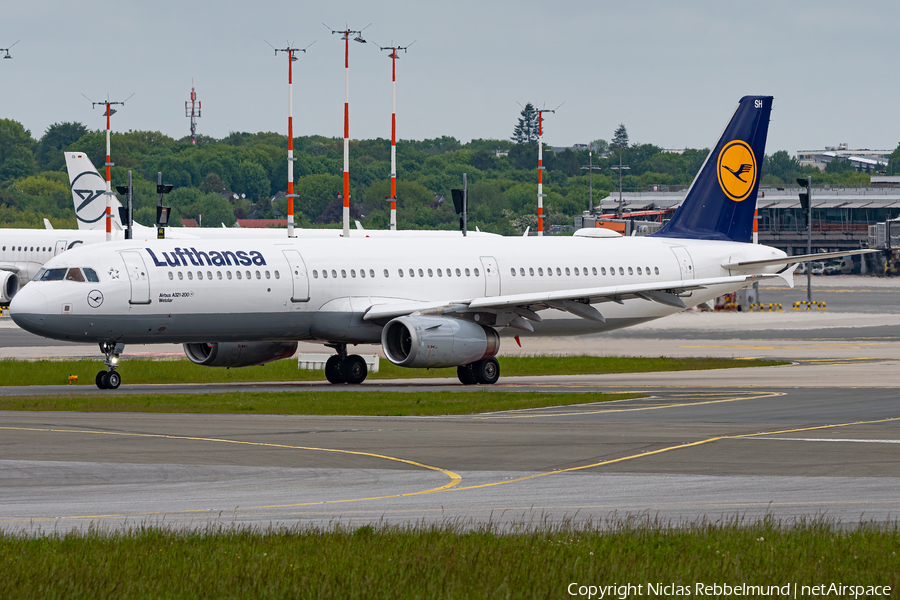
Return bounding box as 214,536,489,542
716,140,757,202
87,290,104,309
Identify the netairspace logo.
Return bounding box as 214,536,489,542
566,582,892,599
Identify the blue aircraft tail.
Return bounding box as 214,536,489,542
652,96,773,243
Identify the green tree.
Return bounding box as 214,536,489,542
590,139,609,155
611,124,629,149
0,119,37,182
825,157,853,174
35,122,89,171
511,103,539,144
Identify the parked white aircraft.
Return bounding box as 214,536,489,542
65,152,495,240
9,97,873,389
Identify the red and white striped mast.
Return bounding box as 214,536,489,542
86,94,131,241
535,106,556,237
270,42,312,239
377,41,414,231
326,23,368,238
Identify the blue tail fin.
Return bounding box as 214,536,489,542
652,96,772,243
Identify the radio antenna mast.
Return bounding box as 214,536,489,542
185,81,201,145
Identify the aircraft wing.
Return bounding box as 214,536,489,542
722,248,876,270
363,273,777,323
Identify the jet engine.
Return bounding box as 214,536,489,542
1,271,19,303
381,315,499,368
183,341,298,368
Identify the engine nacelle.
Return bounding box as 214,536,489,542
1,271,19,303
382,315,499,368
183,341,298,368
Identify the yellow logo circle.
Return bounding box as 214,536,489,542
716,140,757,202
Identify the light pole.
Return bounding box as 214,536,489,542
269,41,313,238
580,151,601,213
376,40,414,231
610,151,630,217
85,94,133,241
534,105,561,236
325,23,369,238
797,176,812,302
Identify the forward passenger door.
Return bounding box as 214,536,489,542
120,250,151,305
283,249,310,302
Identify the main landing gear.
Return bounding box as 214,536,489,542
457,357,500,385
95,342,124,390
324,343,368,385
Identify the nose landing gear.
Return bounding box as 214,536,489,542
95,342,125,389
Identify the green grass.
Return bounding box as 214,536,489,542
1,517,897,599
0,390,642,416
0,356,787,387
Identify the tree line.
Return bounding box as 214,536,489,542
0,116,891,233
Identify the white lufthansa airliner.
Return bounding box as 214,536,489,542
9,97,871,389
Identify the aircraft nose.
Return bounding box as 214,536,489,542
9,285,48,331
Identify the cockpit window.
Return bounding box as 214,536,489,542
39,268,67,281
66,268,85,282
84,268,99,282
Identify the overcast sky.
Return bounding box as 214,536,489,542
2,0,897,155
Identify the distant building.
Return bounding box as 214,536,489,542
796,143,890,171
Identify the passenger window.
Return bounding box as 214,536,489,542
474,268,480,277
168,272,174,280
437,268,443,277
592,267,597,276
399,269,404,277
331,270,337,278
313,270,319,278
628,267,633,275
246,271,252,280
369,269,375,278
84,268,100,282
565,267,571,276
456,268,461,277
235,271,241,280
274,271,280,279
546,267,552,276
601,267,606,275
510,268,516,276
178,272,184,280
208,271,213,280
384,269,390,278
618,267,624,275
341,270,347,278
256,271,261,279
465,268,470,276
418,268,424,277
646,266,651,275
574,267,579,276
538,267,543,276
197,272,204,280
322,270,328,278
350,269,356,278
520,268,525,276
556,268,561,276
409,269,415,277
427,269,433,277
359,269,365,278
188,272,193,280
636,267,642,275
654,267,660,275
217,272,223,280
226,271,232,280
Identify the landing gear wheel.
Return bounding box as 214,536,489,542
457,363,478,385
474,357,500,385
105,371,121,390
325,355,347,384
342,355,368,385
96,371,108,390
